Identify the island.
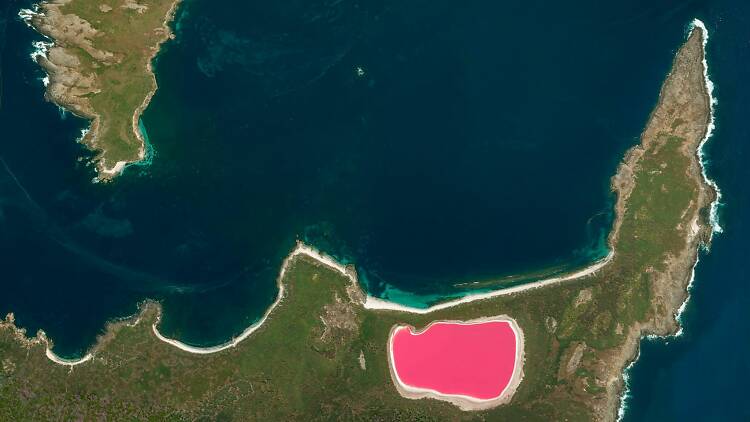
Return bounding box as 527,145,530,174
19,0,180,179
0,20,717,421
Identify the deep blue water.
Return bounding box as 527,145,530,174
1,1,747,418
622,0,750,419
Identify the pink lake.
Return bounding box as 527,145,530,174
390,320,518,400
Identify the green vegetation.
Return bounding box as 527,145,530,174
0,22,714,422
28,0,179,174
72,0,177,166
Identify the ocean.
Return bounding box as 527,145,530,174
0,0,747,418
621,0,750,419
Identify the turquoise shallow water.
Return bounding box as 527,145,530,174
6,0,680,353
1,3,747,419
0,0,706,348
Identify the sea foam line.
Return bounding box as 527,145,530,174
19,7,51,63
691,18,723,235
616,18,722,422
616,347,641,421
19,9,63,93
29,40,51,62
75,128,90,144
17,7,39,29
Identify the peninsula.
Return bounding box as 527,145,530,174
20,0,180,178
0,21,717,421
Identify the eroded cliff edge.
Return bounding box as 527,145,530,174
20,0,181,179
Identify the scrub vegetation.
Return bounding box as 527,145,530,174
0,23,714,422
23,0,180,177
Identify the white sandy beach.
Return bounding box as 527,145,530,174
37,239,612,365
29,18,719,372
364,250,613,314
150,242,608,355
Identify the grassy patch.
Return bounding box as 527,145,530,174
0,16,712,422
